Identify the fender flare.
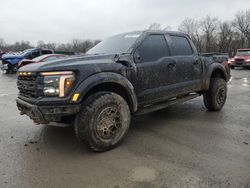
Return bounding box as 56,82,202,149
74,72,138,112
205,63,227,90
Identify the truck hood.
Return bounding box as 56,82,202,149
1,54,24,60
18,54,120,72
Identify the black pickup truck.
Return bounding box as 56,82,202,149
16,31,230,151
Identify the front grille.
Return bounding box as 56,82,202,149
235,59,244,65
17,75,39,98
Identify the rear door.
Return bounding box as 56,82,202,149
167,35,202,94
134,34,177,105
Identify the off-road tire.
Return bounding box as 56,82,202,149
74,92,131,151
203,78,227,111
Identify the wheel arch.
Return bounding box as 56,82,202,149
205,64,227,90
74,72,138,113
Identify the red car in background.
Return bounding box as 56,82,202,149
229,49,250,69
18,54,67,69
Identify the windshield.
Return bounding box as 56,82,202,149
236,50,250,56
87,32,142,55
20,49,33,55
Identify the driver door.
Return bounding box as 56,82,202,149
134,34,178,106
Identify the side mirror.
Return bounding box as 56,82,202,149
134,51,141,63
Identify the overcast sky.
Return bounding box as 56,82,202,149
0,0,250,44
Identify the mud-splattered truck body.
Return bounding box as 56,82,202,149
16,30,230,151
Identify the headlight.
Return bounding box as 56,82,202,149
246,59,250,62
41,71,75,97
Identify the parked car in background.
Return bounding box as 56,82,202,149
229,49,250,69
1,48,53,73
18,54,67,69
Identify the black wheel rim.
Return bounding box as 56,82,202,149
96,106,122,139
216,87,226,105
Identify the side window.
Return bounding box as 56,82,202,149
42,50,52,55
136,35,170,62
25,53,33,59
170,36,193,56
32,51,41,58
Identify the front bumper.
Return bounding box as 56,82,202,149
231,63,250,67
16,98,81,124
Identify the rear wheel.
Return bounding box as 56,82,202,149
203,78,227,111
74,92,131,151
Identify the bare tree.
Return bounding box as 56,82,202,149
37,40,45,48
0,38,7,51
148,23,172,31
93,40,101,46
2,9,250,55
217,21,234,53
200,15,219,52
233,9,250,47
148,23,162,30
178,18,202,51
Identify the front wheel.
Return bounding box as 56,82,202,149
74,92,131,151
203,78,227,111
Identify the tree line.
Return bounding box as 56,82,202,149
0,38,101,54
178,9,250,56
0,9,249,56
145,9,250,57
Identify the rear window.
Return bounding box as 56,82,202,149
42,50,53,55
170,35,193,56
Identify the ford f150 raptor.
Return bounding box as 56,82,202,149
16,31,230,151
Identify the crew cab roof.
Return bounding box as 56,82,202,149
142,30,187,37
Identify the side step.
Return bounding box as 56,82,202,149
135,93,200,115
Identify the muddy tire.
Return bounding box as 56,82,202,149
74,92,131,151
203,78,227,111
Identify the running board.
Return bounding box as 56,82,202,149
135,93,199,115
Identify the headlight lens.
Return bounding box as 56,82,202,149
246,59,250,62
41,71,75,97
